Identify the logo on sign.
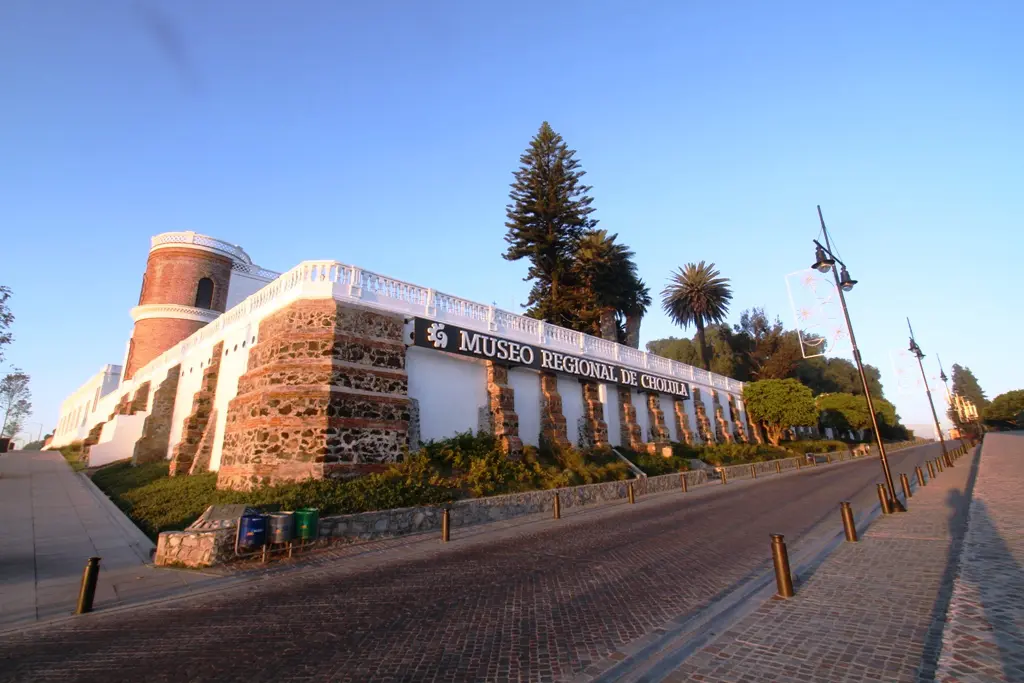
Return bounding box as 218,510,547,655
426,323,448,349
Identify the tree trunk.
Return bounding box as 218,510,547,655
765,423,783,446
598,309,618,342
625,313,642,349
696,318,711,371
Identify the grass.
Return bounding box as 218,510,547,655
58,443,88,472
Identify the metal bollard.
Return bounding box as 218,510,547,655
945,453,954,468
441,508,450,543
840,502,857,542
75,557,101,615
680,472,688,493
721,468,728,484
936,457,944,473
877,483,893,515
628,482,636,504
751,464,757,479
826,453,832,464
900,472,912,499
770,535,795,598
776,460,782,474
553,492,561,520
927,461,936,480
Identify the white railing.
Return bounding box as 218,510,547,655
150,231,253,264
121,258,747,400
231,261,281,281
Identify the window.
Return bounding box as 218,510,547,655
194,277,214,309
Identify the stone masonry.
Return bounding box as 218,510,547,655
216,299,410,491
712,392,733,444
169,342,223,476
579,380,609,449
692,388,715,444
188,409,218,475
645,393,671,445
727,394,748,443
485,362,522,457
673,399,694,445
745,400,765,444
539,372,571,449
132,364,181,465
617,387,645,451
128,381,150,414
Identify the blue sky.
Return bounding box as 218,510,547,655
2,1,1021,437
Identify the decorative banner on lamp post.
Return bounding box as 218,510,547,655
889,349,945,396
784,268,849,358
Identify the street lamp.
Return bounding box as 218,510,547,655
907,320,952,468
811,205,905,511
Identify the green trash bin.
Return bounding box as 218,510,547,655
295,508,319,540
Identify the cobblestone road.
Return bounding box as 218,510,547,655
0,444,947,683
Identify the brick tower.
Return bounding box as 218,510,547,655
124,232,248,380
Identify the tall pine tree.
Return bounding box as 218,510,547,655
951,364,988,407
504,122,596,327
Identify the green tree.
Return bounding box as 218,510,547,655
661,262,733,371
504,122,596,327
951,364,988,408
646,324,749,379
742,379,820,446
0,285,12,365
983,390,1024,429
795,356,885,398
0,370,31,438
733,308,803,380
816,392,900,439
570,229,651,343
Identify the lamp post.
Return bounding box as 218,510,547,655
938,356,963,440
907,320,951,467
811,206,905,511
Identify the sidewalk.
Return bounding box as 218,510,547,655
934,433,1024,682
0,450,227,631
664,440,1003,682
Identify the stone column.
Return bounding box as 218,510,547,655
217,300,410,491
485,362,523,457
673,399,694,445
540,372,571,449
727,394,749,443
169,342,223,476
617,387,644,450
646,393,671,447
712,391,734,444
579,380,609,449
692,388,715,444
132,364,181,465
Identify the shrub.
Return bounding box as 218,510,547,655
697,442,790,466
59,442,87,472
781,439,848,455
617,447,690,476
90,431,632,538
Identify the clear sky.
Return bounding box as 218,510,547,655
2,1,1021,439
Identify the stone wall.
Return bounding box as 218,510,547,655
539,372,570,448
673,399,693,445
646,393,670,445
485,362,522,456
319,469,710,541
132,365,181,465
129,381,151,414
154,527,236,568
216,299,410,491
617,387,644,450
692,388,714,444
169,342,223,476
579,380,609,449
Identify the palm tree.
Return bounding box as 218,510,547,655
573,230,651,344
661,262,733,371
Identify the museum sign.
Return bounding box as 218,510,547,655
410,318,689,399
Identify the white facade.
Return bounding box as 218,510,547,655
49,235,751,466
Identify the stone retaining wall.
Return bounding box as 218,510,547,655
154,527,236,568
319,469,710,541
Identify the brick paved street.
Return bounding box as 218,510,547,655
934,433,1024,683
0,443,948,683
662,439,997,683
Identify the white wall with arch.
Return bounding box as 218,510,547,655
557,376,585,447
